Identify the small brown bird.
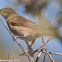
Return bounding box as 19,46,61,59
0,8,44,46
0,8,54,46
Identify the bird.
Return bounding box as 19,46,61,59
0,8,42,46
0,8,53,46
0,8,56,56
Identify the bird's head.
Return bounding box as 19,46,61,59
0,8,17,19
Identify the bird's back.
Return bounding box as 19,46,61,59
6,14,42,41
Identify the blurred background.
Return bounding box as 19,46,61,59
0,0,62,62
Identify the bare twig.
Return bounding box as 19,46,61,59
43,47,55,62
0,18,34,62
35,49,43,62
33,36,53,54
34,33,54,62
33,49,62,56
33,27,62,54
41,29,54,62
42,51,62,55
41,34,54,62
35,51,42,62
43,52,46,62
49,10,62,24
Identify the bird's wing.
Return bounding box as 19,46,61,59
10,16,41,31
8,15,54,36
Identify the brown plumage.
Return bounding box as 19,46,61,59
0,8,43,46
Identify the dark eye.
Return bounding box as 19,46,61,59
4,11,6,13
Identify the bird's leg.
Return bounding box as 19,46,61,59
25,40,35,56
28,45,33,57
27,43,33,57
25,41,32,49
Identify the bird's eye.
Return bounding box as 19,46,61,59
4,11,6,13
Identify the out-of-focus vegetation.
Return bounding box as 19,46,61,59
6,0,62,41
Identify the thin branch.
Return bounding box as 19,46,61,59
0,18,26,52
43,52,46,62
35,51,42,62
41,31,55,62
0,18,34,62
49,10,62,24
33,50,62,56
34,26,62,53
42,51,62,55
58,28,62,32
33,36,53,54
43,47,55,62
34,27,62,54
